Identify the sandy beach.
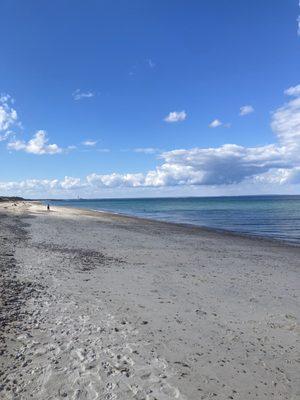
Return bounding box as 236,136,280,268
0,200,299,400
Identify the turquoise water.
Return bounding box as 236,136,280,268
49,196,300,244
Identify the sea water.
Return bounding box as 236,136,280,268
49,195,300,244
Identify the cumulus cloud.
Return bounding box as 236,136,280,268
298,1,300,36
284,84,300,97
0,95,66,154
133,147,159,154
254,167,300,185
271,85,300,148
8,131,62,155
60,176,82,189
0,94,18,133
1,84,300,196
86,172,145,188
164,111,187,123
239,105,254,116
0,176,85,196
148,59,155,68
72,89,95,101
0,131,12,142
209,119,222,128
283,167,300,184
82,140,97,146
159,144,289,185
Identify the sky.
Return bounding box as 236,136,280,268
0,0,300,198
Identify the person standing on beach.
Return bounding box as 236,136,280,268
47,204,50,211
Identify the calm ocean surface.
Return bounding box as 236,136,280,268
49,196,300,244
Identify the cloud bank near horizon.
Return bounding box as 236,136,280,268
0,84,300,197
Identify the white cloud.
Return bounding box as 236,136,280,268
72,89,95,101
254,167,300,185
0,130,12,142
284,84,300,97
271,85,300,148
297,1,300,36
0,176,85,196
239,105,254,116
82,140,97,146
0,94,18,132
1,84,300,196
164,111,187,123
134,147,159,154
209,119,222,128
156,144,287,186
86,172,145,188
60,176,82,189
8,131,62,155
148,59,155,68
0,95,71,156
283,167,300,184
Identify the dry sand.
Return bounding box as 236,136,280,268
0,201,299,400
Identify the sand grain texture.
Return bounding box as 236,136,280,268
0,201,299,399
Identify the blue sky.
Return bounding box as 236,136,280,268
0,0,300,198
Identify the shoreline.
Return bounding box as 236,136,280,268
45,201,300,249
0,200,299,399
